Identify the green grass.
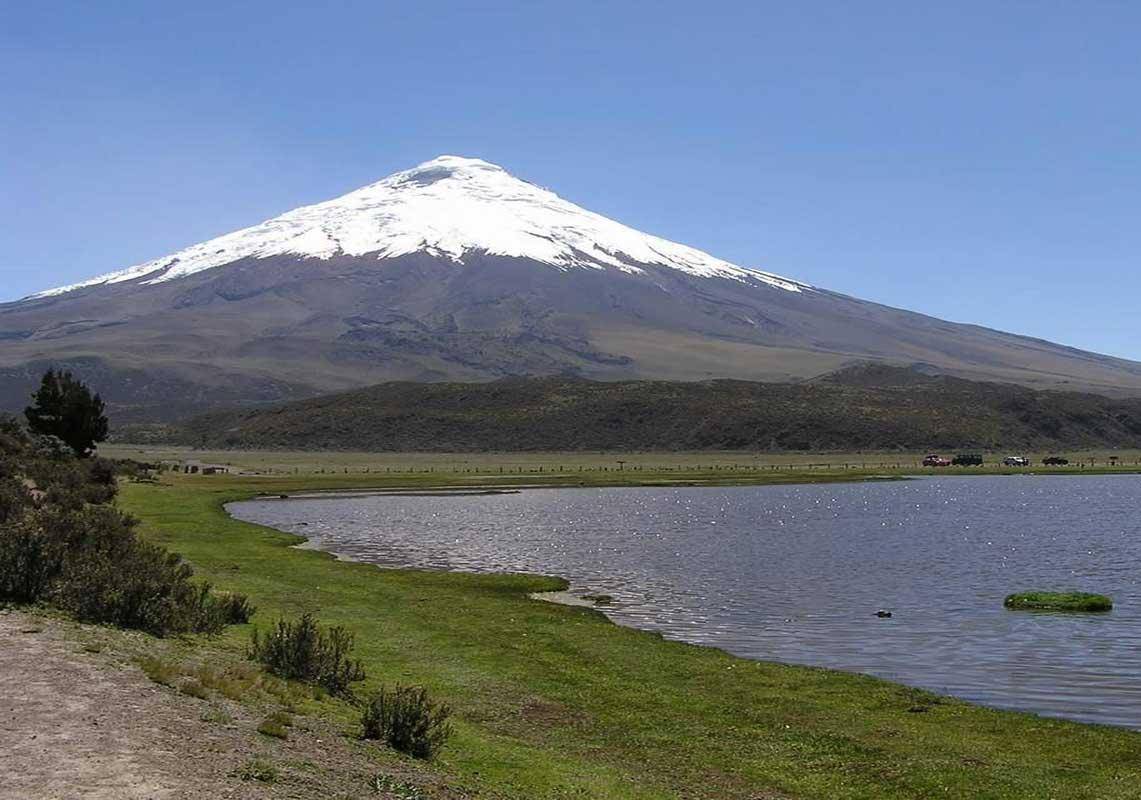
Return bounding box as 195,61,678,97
138,656,181,687
102,442,1141,480
178,678,211,700
257,711,293,739
1004,592,1114,612
119,472,1141,799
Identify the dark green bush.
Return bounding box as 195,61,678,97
0,511,59,601
249,613,366,696
24,369,109,457
0,476,30,526
215,591,257,624
36,504,222,635
360,685,453,760
0,414,246,637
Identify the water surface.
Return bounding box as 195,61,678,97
231,475,1141,727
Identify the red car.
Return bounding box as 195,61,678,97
923,454,952,467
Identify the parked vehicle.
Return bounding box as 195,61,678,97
953,454,984,466
1042,456,1070,466
1003,456,1030,467
923,454,952,467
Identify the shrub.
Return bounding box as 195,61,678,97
0,512,60,601
360,685,453,760
0,420,245,637
0,476,30,525
249,613,366,696
47,506,227,636
187,582,229,635
215,591,257,625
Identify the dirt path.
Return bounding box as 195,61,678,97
0,609,437,800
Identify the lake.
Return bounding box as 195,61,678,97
230,475,1141,727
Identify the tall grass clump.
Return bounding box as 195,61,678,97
360,685,453,760
249,613,366,696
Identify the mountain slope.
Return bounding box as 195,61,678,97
178,367,1141,452
3,155,1140,422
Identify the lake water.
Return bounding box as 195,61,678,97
230,475,1141,727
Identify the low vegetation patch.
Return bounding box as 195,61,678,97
370,774,429,799
235,757,278,783
137,652,321,713
138,655,181,687
249,612,366,697
1004,591,1113,612
178,678,211,700
200,705,233,725
257,710,293,739
361,685,453,761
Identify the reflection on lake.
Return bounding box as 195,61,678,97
230,476,1141,727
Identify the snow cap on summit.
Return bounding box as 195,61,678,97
31,156,810,298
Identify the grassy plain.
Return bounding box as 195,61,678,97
110,461,1141,799
101,443,1141,478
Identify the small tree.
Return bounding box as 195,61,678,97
25,370,109,457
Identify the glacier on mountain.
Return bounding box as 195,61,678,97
31,156,810,298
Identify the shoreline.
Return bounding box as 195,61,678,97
226,478,1141,731
117,474,1141,799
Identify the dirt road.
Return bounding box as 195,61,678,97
0,609,427,800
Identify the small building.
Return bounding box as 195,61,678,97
178,460,231,475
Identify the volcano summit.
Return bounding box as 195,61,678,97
3,156,1140,420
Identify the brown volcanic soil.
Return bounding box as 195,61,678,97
0,609,450,800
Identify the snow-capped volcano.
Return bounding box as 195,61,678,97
33,156,808,299
4,154,1141,422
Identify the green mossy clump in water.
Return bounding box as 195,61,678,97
1004,591,1113,612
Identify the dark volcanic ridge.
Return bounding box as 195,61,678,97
174,365,1141,453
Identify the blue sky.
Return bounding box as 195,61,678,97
2,1,1138,359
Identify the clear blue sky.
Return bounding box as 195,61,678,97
3,1,1138,359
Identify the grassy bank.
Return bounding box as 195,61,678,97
119,471,1141,799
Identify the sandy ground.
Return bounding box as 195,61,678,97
0,609,442,800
